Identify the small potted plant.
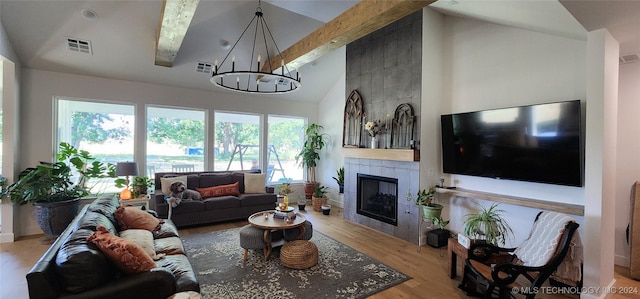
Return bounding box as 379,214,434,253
332,166,344,193
427,216,451,248
130,176,154,198
406,185,442,221
463,203,513,246
311,184,328,212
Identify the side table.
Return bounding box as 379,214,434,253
119,196,150,209
448,238,468,278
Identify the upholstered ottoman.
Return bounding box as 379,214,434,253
283,220,313,241
280,240,318,269
239,224,265,260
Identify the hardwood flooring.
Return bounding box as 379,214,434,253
1,207,638,298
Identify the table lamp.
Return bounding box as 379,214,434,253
116,162,139,200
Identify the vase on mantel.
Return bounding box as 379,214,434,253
371,137,378,149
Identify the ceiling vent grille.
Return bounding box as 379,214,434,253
620,53,639,64
66,38,92,54
196,62,213,74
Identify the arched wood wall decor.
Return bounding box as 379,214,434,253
343,90,363,147
392,103,415,149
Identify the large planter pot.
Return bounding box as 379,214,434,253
312,196,327,212
304,182,319,200
421,203,443,221
33,198,81,238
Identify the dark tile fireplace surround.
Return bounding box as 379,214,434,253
344,157,421,244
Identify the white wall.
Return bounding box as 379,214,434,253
318,47,346,207
616,61,640,266
18,68,318,236
438,16,587,248
0,18,21,243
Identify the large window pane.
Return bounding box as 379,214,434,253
267,115,304,183
147,107,206,175
56,98,134,194
214,112,260,171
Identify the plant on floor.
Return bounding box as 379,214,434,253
311,184,329,212
332,166,344,193
7,142,115,237
296,123,327,199
463,203,513,246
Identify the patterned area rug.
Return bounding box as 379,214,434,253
181,227,410,299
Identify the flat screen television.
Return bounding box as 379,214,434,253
440,100,583,187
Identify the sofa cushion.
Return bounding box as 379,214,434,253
244,173,266,193
76,211,118,234
240,193,278,207
204,196,242,210
199,172,234,188
120,229,161,260
154,254,200,292
196,182,240,198
160,175,188,196
232,172,247,193
169,200,206,214
154,237,185,255
87,226,157,274
55,228,116,293
88,195,119,224
154,219,180,239
114,206,162,231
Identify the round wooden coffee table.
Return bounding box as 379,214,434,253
248,211,306,260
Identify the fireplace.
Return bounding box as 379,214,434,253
357,173,398,226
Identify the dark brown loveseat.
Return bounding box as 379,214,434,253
153,170,277,228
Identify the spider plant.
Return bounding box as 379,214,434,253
463,203,513,246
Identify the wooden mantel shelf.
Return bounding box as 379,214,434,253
436,187,584,216
342,147,419,162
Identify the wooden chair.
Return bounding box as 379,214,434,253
459,211,581,299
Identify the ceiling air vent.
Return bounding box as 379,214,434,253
66,38,92,54
196,62,213,74
620,53,640,64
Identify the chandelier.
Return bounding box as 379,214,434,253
211,0,301,94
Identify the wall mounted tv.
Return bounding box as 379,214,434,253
440,100,583,187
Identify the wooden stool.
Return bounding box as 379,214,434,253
280,240,318,269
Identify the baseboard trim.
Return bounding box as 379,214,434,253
0,232,15,243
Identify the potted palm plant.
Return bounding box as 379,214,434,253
311,184,329,212
332,166,344,194
7,142,115,238
463,203,513,246
406,185,443,221
295,123,327,199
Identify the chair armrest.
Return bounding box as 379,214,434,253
491,262,547,286
468,243,516,263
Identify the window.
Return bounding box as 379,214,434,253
214,112,260,171
146,107,206,176
56,98,135,194
267,115,304,183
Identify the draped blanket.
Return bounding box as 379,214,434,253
513,211,583,286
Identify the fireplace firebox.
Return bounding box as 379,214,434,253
357,173,398,226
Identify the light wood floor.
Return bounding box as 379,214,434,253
2,208,639,298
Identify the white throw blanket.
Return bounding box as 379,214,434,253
513,211,583,286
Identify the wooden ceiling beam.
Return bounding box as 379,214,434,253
155,0,200,67
265,0,434,73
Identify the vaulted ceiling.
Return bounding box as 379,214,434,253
1,0,639,103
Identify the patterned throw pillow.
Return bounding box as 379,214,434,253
87,226,156,274
114,206,162,231
244,173,266,194
196,182,240,198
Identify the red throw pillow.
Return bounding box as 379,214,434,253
196,182,240,198
114,206,162,231
87,226,156,274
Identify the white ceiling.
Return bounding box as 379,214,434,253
1,0,638,103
